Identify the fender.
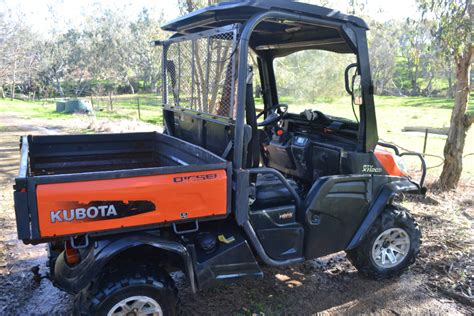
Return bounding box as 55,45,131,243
345,178,419,250
53,231,196,294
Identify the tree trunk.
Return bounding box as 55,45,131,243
411,78,418,96
11,60,16,101
55,77,65,97
438,45,472,190
151,79,158,94
128,79,135,95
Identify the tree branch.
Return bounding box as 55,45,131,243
465,112,474,129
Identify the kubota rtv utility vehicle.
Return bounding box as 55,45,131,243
13,1,427,314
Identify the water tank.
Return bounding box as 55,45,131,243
55,100,66,112
64,100,93,114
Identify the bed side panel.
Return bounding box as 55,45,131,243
36,169,227,237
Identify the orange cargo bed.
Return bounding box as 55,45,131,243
14,132,230,243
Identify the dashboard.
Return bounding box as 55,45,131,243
262,110,360,183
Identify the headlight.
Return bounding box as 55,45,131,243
394,155,408,176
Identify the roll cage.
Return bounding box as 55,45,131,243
158,0,378,170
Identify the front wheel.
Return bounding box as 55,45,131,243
346,205,421,279
74,264,178,316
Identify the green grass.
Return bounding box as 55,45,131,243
0,98,70,119
1,95,473,181
0,96,164,125
376,96,472,180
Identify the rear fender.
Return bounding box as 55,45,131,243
53,232,195,294
345,178,418,250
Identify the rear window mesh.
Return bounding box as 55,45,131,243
164,25,239,119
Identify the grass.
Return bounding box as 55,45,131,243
1,95,473,180
0,96,164,125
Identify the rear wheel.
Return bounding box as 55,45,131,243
346,205,421,279
74,264,177,316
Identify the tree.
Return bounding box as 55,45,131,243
398,18,435,96
80,7,133,105
178,0,219,14
368,20,401,95
418,0,473,189
0,16,40,100
129,8,165,93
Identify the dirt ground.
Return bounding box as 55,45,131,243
0,113,472,315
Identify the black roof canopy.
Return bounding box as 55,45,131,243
162,0,368,56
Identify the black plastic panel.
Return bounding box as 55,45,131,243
303,176,370,259
264,134,345,182
257,227,304,260
250,205,304,260
341,151,388,175
192,225,262,289
14,191,30,240
311,144,341,178
171,110,235,157
267,141,296,171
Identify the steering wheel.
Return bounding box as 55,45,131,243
257,104,288,127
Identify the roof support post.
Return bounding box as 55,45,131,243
354,28,378,152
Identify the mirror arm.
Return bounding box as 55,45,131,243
344,63,358,95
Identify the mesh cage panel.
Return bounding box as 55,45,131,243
164,26,238,119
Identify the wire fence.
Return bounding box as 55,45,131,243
3,91,164,124
90,94,159,115
88,94,163,125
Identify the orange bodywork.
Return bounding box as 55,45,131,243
36,169,227,238
374,149,404,177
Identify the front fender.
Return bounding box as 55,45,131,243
53,231,195,294
345,178,418,251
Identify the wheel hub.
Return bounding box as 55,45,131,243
371,228,410,269
107,295,163,316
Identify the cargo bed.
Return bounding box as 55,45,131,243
14,132,230,244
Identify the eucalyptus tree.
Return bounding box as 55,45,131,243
129,8,165,93
368,20,401,95
418,0,473,189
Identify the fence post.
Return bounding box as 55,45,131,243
108,91,113,112
423,128,428,156
137,97,141,120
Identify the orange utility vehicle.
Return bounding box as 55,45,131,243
14,1,426,315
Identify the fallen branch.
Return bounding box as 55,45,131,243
429,283,474,307
402,126,449,136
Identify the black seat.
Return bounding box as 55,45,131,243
254,173,299,207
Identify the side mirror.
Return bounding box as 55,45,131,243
352,74,363,105
344,63,363,106
344,63,358,95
